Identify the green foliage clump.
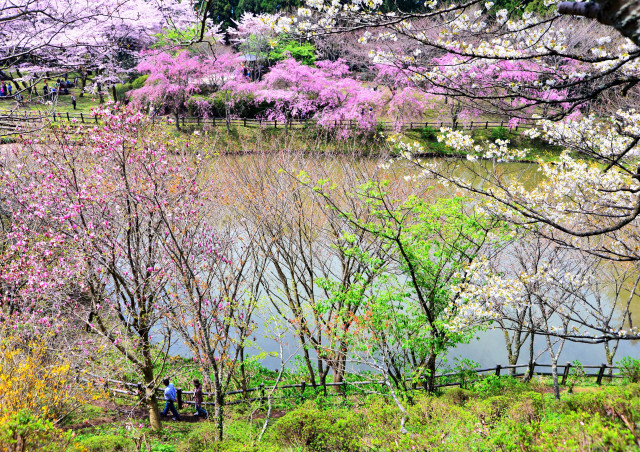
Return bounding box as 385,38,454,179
115,75,148,102
471,375,528,397
179,421,278,452
490,126,511,141
567,360,586,394
79,434,134,452
271,402,366,451
618,357,640,383
269,40,316,66
0,410,77,452
418,125,438,141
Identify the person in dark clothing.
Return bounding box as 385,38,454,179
71,94,77,109
192,379,208,418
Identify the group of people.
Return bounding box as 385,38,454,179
0,82,13,97
161,378,208,421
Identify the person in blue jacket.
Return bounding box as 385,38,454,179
161,378,181,421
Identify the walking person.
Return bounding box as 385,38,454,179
192,379,208,419
7,83,12,96
161,378,181,421
71,94,77,110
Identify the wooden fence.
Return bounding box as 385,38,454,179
0,110,533,134
81,361,621,409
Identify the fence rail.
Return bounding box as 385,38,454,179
81,361,622,409
0,110,534,134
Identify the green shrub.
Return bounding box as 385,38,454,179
418,140,445,154
79,434,134,452
131,74,148,90
471,375,527,397
178,421,274,452
490,126,510,141
183,440,277,452
269,39,317,66
505,391,544,424
272,402,365,452
0,410,77,452
114,75,148,102
442,387,473,406
567,360,585,393
419,125,438,141
618,356,640,383
178,423,220,452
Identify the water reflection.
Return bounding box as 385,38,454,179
169,154,639,371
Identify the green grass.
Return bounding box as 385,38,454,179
2,77,110,114
70,379,640,452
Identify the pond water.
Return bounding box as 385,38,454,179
169,154,639,372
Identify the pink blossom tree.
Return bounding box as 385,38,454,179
240,57,382,135
131,51,214,129
0,105,223,430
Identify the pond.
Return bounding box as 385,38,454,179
169,153,639,372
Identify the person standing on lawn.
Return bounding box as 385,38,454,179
161,378,181,421
71,94,76,110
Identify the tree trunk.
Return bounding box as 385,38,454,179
213,375,224,441
424,352,438,393
80,74,87,97
147,392,162,431
332,357,346,394
142,349,162,431
551,359,560,400
112,85,118,102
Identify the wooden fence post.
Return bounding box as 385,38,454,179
213,117,216,126
495,364,501,376
470,121,474,129
596,364,606,385
197,116,200,126
182,117,185,128
500,121,504,128
177,388,183,409
94,115,98,124
244,118,246,127
80,113,84,123
66,112,70,122
485,121,488,129
561,362,571,385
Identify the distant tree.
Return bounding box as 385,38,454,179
236,0,300,20
131,51,213,129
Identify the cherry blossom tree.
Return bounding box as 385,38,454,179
239,57,382,135
300,1,639,121
2,0,202,100
131,51,214,129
